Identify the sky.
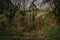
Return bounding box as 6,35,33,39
10,0,54,9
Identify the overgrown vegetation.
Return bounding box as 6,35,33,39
0,0,60,40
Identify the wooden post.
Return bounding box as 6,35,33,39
17,16,22,33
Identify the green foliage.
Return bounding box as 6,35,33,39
0,0,60,40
